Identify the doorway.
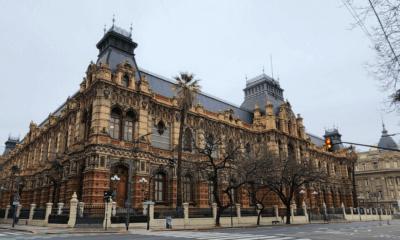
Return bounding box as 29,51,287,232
111,164,129,207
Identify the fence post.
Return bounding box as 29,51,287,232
103,198,113,229
29,204,36,221
322,202,327,215
17,204,23,218
290,203,295,223
44,203,53,226
78,202,85,218
149,202,154,222
341,203,346,217
235,203,241,220
273,205,279,222
57,203,64,215
212,203,217,222
183,202,189,225
302,201,308,222
4,205,10,222
142,202,148,216
112,202,117,217
67,192,78,228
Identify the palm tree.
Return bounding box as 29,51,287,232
171,72,201,209
49,161,64,204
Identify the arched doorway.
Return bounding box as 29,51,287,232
111,164,129,207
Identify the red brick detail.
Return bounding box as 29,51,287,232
99,137,109,142
243,123,252,129
140,144,147,148
124,142,133,147
206,111,217,117
155,94,170,102
111,140,120,145
153,149,159,153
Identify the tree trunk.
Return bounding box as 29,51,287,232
215,207,224,227
285,203,291,224
176,108,185,210
257,209,262,225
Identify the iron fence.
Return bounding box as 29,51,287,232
19,207,30,219
75,203,105,225
219,206,237,217
111,207,147,223
32,208,46,220
0,209,5,218
260,208,276,217
359,208,366,215
188,208,213,218
48,207,70,224
372,209,376,215
278,208,289,217
353,208,358,214
345,208,351,215
7,206,16,219
154,206,184,219
293,208,305,216
240,208,258,217
383,210,387,215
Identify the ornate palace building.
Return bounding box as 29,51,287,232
355,124,400,211
0,24,355,210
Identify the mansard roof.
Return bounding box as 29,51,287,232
377,124,399,153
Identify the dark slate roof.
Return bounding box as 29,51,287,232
323,128,344,151
241,92,286,116
306,132,325,147
2,137,19,157
377,124,399,152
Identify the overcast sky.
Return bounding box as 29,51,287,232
0,0,397,152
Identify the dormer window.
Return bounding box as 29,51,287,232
122,75,129,87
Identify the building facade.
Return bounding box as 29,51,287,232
0,25,355,210
355,124,400,211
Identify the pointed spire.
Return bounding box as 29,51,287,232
104,24,106,35
130,23,133,37
112,14,115,29
263,66,265,75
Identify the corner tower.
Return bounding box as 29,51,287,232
323,127,344,152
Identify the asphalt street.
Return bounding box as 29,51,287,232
0,221,398,240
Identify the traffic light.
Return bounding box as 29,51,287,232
169,157,175,168
325,138,333,152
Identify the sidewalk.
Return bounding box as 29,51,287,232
1,220,398,234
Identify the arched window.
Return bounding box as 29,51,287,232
154,173,166,202
82,109,92,141
110,108,121,139
276,119,281,131
288,120,292,135
124,111,135,141
287,143,294,158
278,140,283,158
122,75,129,87
299,146,304,162
318,161,322,173
183,175,194,202
37,146,42,164
334,165,338,178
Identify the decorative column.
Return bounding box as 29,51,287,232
17,204,23,218
212,203,217,221
142,202,148,216
183,202,189,225
235,203,241,222
273,205,279,222
103,197,112,229
67,192,78,228
57,203,64,215
44,202,53,226
29,204,36,221
4,205,10,222
112,202,117,217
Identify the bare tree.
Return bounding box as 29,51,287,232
48,161,63,204
258,153,327,224
190,127,263,227
343,0,400,113
241,182,272,226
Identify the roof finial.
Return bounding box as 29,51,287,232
130,23,133,37
104,24,106,35
270,54,274,80
381,114,388,134
112,14,115,29
263,66,265,74
245,74,247,81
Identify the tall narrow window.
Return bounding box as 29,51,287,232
110,108,121,139
122,75,128,87
37,146,42,164
124,111,135,141
154,173,165,201
288,120,292,135
183,175,193,202
287,143,294,158
63,131,68,153
183,128,193,152
53,136,58,160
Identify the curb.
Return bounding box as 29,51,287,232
68,230,130,234
0,227,36,234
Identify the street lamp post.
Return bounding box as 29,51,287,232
125,132,152,231
139,178,148,202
